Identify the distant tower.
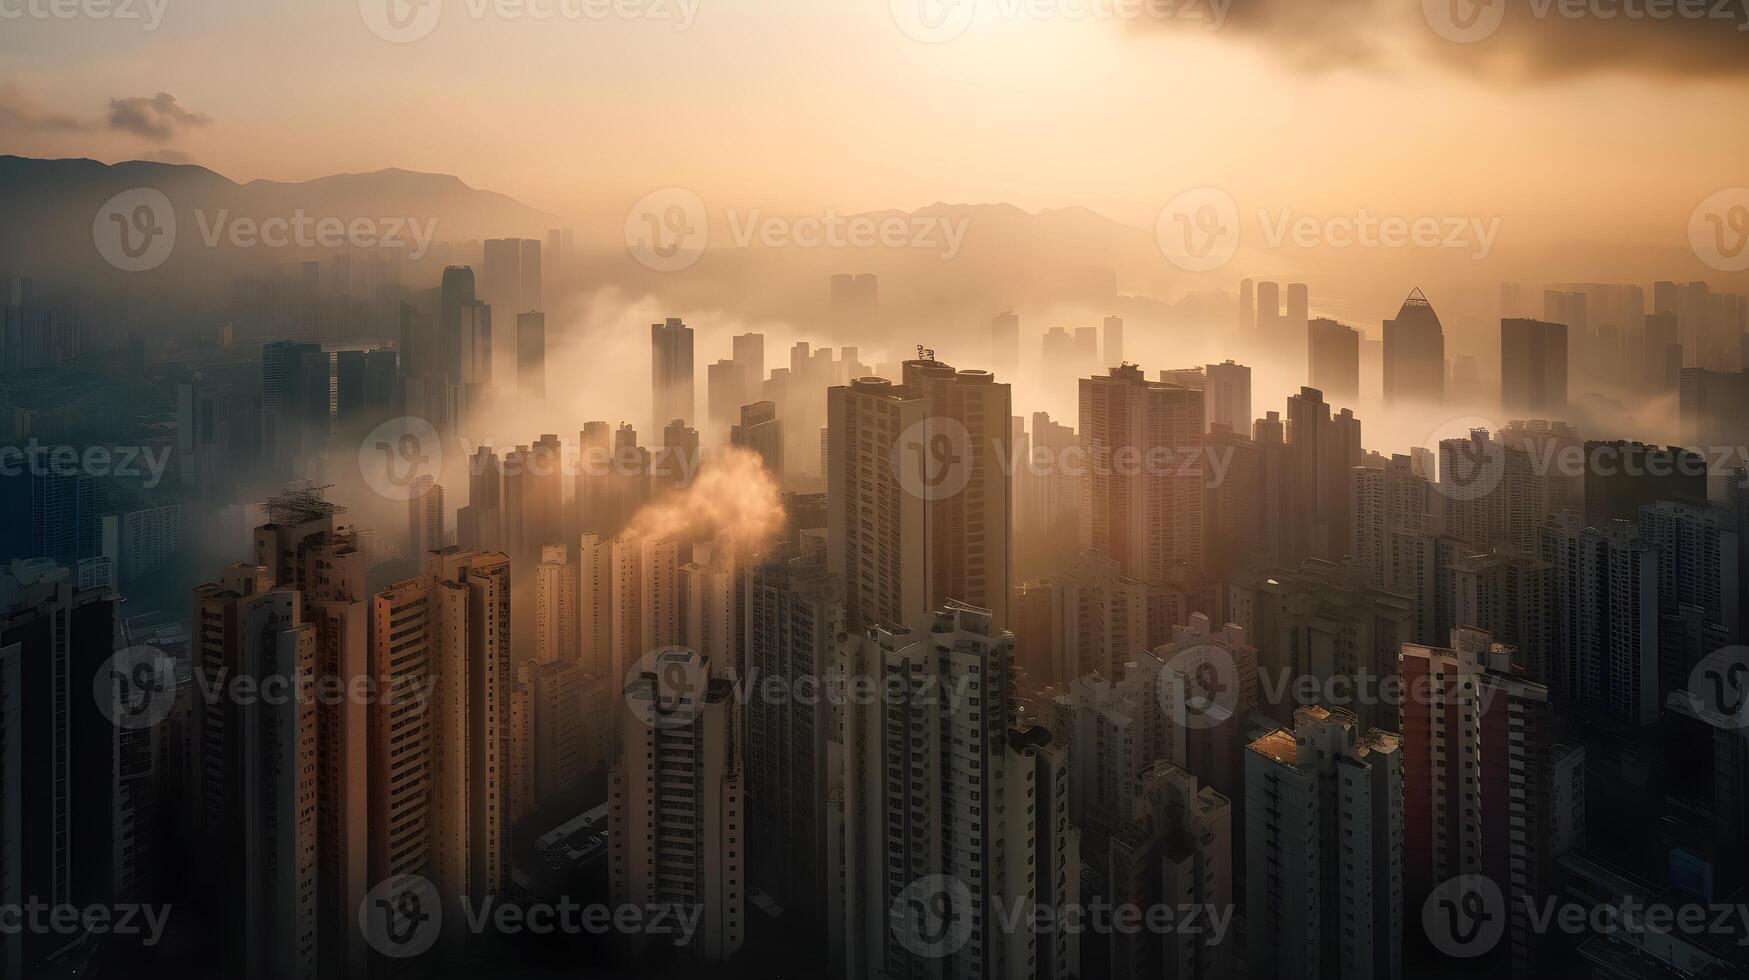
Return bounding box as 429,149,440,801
517,312,546,400
1308,317,1360,406
651,318,696,434
1204,360,1252,434
1103,315,1125,367
1383,287,1446,407
992,310,1020,376
408,475,445,565
1500,318,1568,418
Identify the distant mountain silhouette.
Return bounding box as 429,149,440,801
0,155,562,283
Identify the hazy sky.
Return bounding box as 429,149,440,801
4,0,1747,246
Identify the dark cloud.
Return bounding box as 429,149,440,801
1138,0,1749,80
0,81,90,134
106,92,212,142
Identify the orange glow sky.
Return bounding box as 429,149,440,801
4,0,1747,247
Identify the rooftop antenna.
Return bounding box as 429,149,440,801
916,345,936,361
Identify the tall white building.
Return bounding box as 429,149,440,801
827,360,1014,631
534,543,578,664
828,602,1079,980
610,649,744,960
1079,365,1205,581
1244,706,1403,980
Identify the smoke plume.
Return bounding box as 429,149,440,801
626,446,785,558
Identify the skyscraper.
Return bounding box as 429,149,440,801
1500,317,1569,417
611,649,744,960
1079,364,1205,581
1399,627,1580,971
744,549,844,923
1245,706,1403,980
826,359,1013,630
1383,287,1445,407
1539,514,1659,725
1109,763,1233,980
652,317,696,434
408,475,445,565
828,603,1078,980
992,309,1020,376
1103,314,1125,366
730,400,784,479
1204,360,1251,434
1285,386,1362,566
439,266,477,389
517,311,546,399
534,543,578,664
1308,317,1360,406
